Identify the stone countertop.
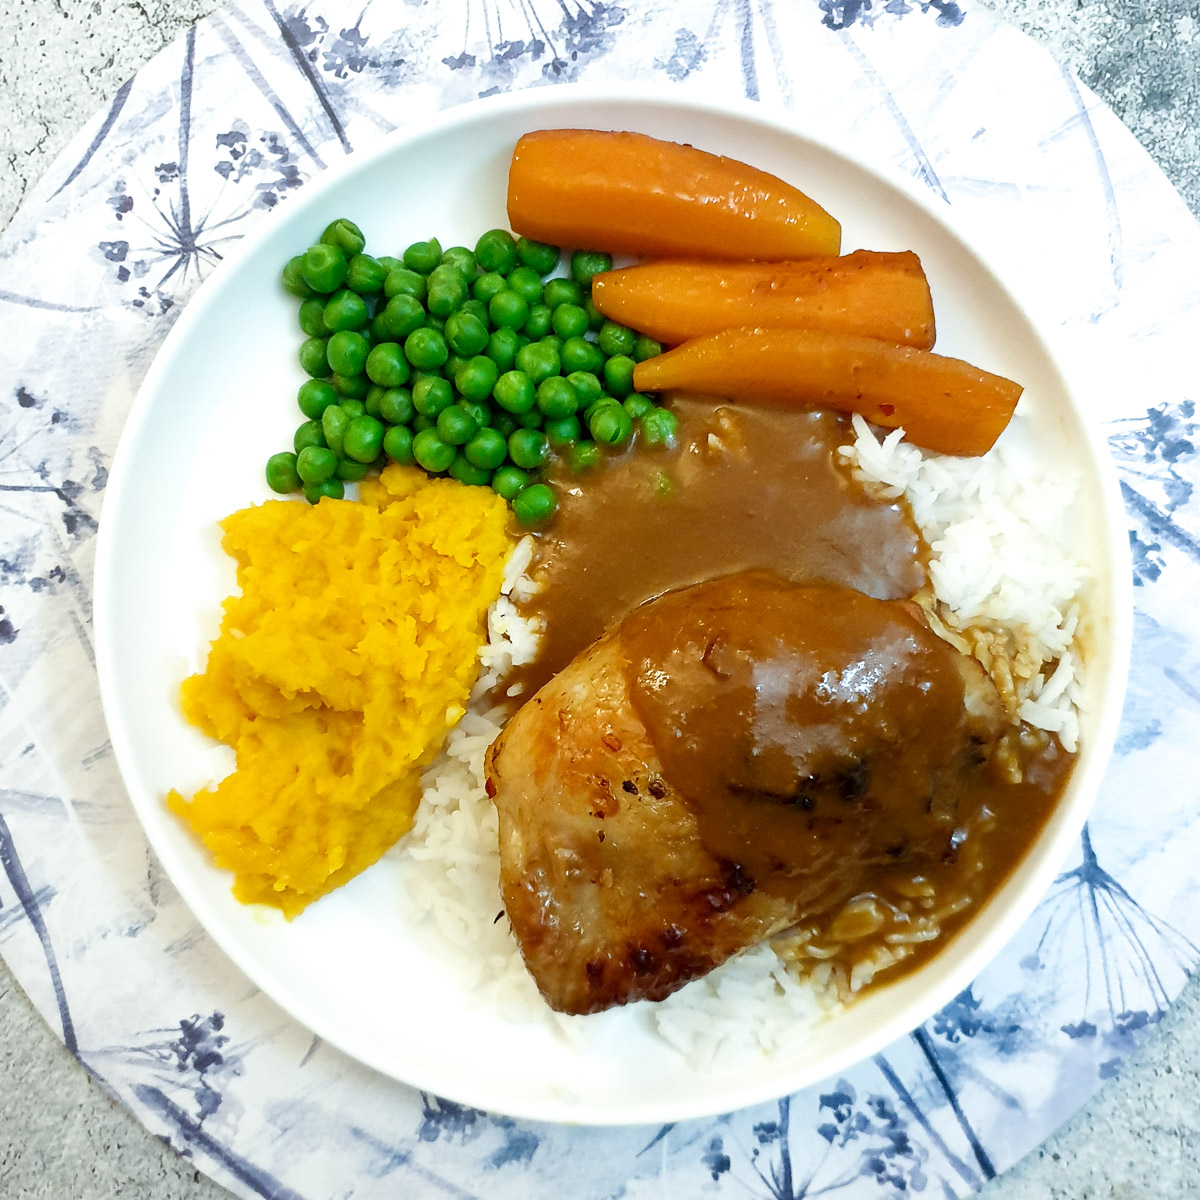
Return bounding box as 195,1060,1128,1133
1,1,1197,1196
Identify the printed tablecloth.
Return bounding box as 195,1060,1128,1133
2,0,1199,1195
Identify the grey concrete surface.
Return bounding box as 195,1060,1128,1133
1,0,1198,1197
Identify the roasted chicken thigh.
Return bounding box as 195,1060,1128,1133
485,572,1005,1014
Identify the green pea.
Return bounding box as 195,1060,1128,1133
379,387,415,425
571,250,612,288
296,444,338,484
413,413,435,433
569,439,604,474
623,393,654,420
559,336,603,375
331,372,371,399
460,298,489,325
540,333,563,354
405,327,449,372
603,354,637,398
598,320,637,358
444,353,468,383
515,341,560,385
508,428,548,470
322,289,369,332
583,295,606,331
427,263,469,317
515,237,559,276
340,397,366,418
337,458,371,482
376,293,426,341
566,370,602,405
343,414,385,463
472,271,508,305
321,218,365,257
448,454,493,487
365,385,386,418
282,255,316,299
464,426,508,470
437,404,479,446
459,397,491,428
297,379,338,420
412,428,455,473
487,327,521,372
301,243,348,293
345,253,387,295
413,374,454,417
536,375,578,420
294,420,326,453
588,400,633,448
403,237,443,274
513,482,557,526
640,406,679,448
377,256,403,274
384,267,427,301
543,278,582,308
545,414,581,447
304,477,345,503
507,266,543,305
322,405,350,455
492,464,532,500
443,310,487,357
634,334,663,362
491,412,518,440
298,336,330,378
265,451,301,494
440,245,478,282
523,303,553,339
489,289,529,331
454,355,499,402
383,423,415,465
551,303,589,340
425,313,446,333
327,330,370,376
493,370,537,415
581,395,608,426
298,297,327,337
366,342,411,388
475,228,518,275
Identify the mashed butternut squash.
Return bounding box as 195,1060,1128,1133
167,464,512,917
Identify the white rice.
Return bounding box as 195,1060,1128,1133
838,414,1088,751
397,418,1089,1064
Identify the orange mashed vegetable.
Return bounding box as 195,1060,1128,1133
167,464,512,917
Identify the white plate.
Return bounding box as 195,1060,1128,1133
93,84,1131,1126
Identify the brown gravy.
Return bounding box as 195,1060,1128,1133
621,574,988,904
620,571,1068,956
510,398,1072,989
509,398,925,697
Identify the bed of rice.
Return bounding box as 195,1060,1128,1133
394,416,1090,1067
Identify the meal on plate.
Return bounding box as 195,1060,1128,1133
165,129,1087,1052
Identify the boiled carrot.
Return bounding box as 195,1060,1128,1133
507,129,842,261
591,251,935,348
632,327,1022,456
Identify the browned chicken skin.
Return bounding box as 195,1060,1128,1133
485,572,1005,1015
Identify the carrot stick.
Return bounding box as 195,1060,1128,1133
591,251,935,349
632,328,1022,456
507,129,842,261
